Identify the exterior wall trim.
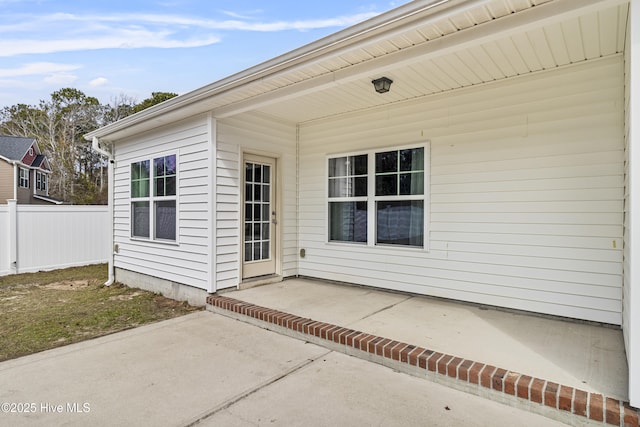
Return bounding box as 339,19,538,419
626,0,640,409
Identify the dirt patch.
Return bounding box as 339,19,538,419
44,280,91,291
108,291,143,301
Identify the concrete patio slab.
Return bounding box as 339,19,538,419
0,311,327,426
0,311,567,426
199,350,566,427
221,278,628,401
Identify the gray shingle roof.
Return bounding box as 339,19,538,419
0,135,36,162
32,154,45,168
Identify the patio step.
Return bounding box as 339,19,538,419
206,294,639,427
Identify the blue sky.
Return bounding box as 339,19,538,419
0,0,410,109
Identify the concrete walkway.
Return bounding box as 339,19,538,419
0,311,564,426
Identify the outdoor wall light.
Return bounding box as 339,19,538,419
372,77,393,93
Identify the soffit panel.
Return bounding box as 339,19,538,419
253,1,628,125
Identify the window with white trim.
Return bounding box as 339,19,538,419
328,144,427,248
131,154,177,241
36,171,47,192
19,168,29,188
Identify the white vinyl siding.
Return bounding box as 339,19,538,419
112,116,211,290
216,112,297,289
298,56,624,324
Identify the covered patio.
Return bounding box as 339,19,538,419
86,0,640,418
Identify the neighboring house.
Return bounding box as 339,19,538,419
86,0,640,407
0,135,62,205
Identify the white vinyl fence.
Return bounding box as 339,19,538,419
0,201,109,276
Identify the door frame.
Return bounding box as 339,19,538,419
240,151,282,281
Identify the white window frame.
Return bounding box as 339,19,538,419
35,171,47,192
19,168,29,188
130,153,178,243
327,142,430,250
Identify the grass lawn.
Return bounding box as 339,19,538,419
0,264,201,362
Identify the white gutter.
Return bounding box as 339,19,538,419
92,137,115,286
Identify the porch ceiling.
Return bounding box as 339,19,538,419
222,0,629,125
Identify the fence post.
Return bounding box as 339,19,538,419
8,199,17,274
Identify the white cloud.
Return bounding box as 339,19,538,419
89,77,109,87
0,62,81,77
0,32,221,57
221,10,262,20
0,10,379,57
43,73,78,85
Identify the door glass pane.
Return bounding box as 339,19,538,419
263,166,271,183
255,165,262,183
244,161,271,262
245,243,252,261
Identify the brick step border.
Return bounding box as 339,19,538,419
207,295,639,427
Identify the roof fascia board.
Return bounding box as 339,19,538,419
214,0,627,119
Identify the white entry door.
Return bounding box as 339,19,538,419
242,154,277,278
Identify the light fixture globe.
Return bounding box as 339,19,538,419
372,77,393,93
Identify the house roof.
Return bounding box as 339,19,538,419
31,154,44,168
33,194,63,205
86,0,629,142
0,135,36,162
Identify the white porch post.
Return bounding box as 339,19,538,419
207,113,218,293
8,199,17,274
628,0,640,409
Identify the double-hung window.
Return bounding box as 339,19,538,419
36,171,47,192
328,144,427,248
19,168,29,188
328,154,368,243
131,154,177,242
